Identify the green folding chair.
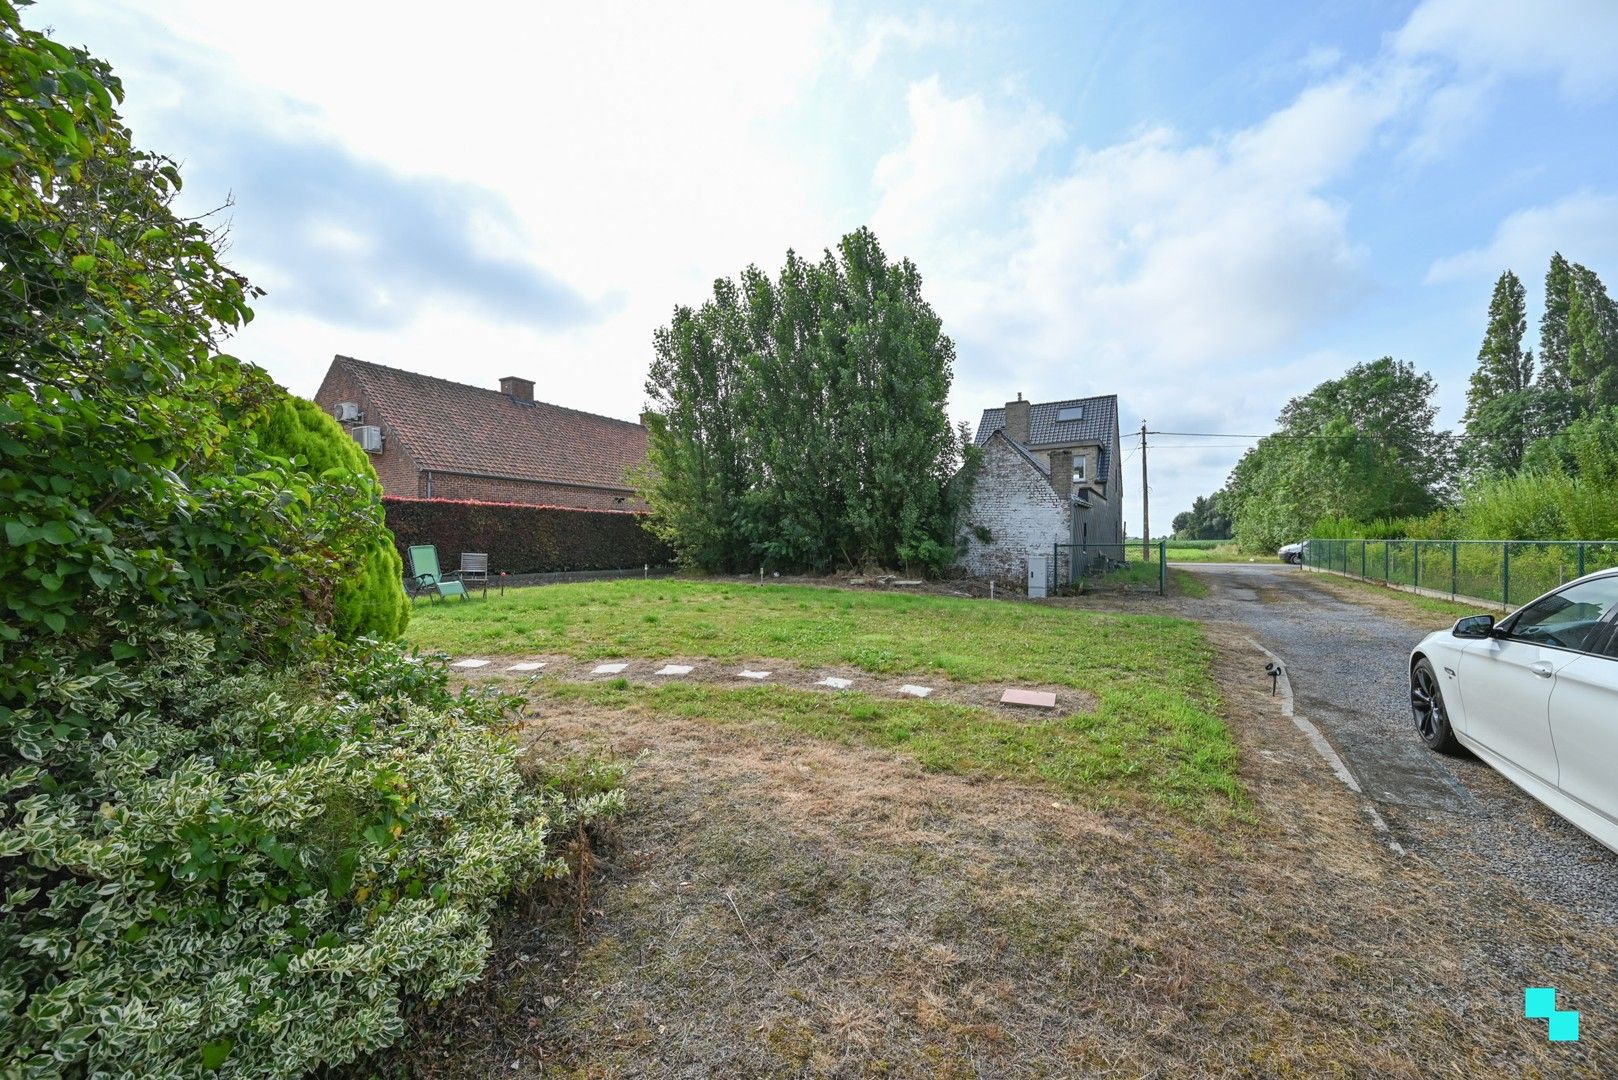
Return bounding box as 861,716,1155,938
407,544,469,602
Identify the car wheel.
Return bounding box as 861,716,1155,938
1410,657,1459,754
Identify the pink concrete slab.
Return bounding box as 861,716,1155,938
1000,688,1057,709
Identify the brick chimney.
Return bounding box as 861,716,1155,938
1004,394,1031,444
499,376,534,402
1049,448,1073,501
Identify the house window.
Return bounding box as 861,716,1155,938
1072,457,1086,483
1056,405,1084,422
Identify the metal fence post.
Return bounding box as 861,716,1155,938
1413,541,1421,591
1503,545,1511,611
1579,542,1586,578
1451,541,1458,599
1361,540,1367,578
1159,538,1166,596
1383,542,1390,583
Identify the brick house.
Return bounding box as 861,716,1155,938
958,394,1125,580
312,355,647,510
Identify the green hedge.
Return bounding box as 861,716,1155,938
256,396,409,640
383,497,672,576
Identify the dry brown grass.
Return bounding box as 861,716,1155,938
398,622,1616,1077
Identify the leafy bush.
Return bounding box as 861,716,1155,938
256,396,409,641
382,496,670,575
1,11,619,1076
0,625,623,1077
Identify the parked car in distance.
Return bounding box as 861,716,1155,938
1278,541,1305,564
1409,568,1618,854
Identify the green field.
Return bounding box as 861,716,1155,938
1127,542,1278,563
406,580,1242,814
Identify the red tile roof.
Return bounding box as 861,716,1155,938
333,355,645,490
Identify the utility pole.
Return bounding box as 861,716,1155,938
1140,422,1149,561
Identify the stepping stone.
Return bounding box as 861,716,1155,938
508,662,545,672
815,677,853,690
654,664,693,676
738,670,772,680
591,662,629,675
893,579,924,586
451,658,491,669
1000,688,1057,709
899,685,933,698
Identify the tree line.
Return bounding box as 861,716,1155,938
1178,253,1618,548
638,228,977,574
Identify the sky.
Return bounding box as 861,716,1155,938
33,0,1618,527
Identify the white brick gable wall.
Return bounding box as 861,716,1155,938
959,435,1071,579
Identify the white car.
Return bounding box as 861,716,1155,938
1410,568,1618,854
1278,542,1306,564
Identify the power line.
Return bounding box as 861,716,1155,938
1146,430,1366,441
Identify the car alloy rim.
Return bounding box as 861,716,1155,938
1410,666,1442,739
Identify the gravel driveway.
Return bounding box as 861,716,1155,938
1182,562,1618,927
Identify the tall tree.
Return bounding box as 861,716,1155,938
1225,358,1453,550
1537,253,1618,423
1172,493,1232,540
640,228,971,573
1566,263,1618,412
1461,270,1536,474
1538,252,1575,394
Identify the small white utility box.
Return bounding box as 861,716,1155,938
1026,555,1048,598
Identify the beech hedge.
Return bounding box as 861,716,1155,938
383,497,672,575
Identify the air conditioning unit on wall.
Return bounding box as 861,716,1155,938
353,425,383,453
334,401,362,422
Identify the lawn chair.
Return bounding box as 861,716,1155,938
457,552,502,597
407,544,469,602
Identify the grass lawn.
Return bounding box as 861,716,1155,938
1305,568,1507,621
408,579,1242,814
1156,543,1278,563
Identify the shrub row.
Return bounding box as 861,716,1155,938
383,497,672,576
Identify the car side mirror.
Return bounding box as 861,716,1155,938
1452,614,1496,639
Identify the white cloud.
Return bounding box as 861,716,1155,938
1426,192,1618,283
1299,45,1343,74
1396,0,1618,100
871,77,1062,258
867,61,1433,517
887,65,1412,403
851,12,963,74
42,0,842,420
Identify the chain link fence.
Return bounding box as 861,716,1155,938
1302,539,1618,610
1052,542,1168,595
1053,543,1129,588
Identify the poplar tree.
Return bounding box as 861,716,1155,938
1536,253,1618,423
1538,253,1575,393
1567,263,1618,411
640,228,972,573
1461,270,1536,474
